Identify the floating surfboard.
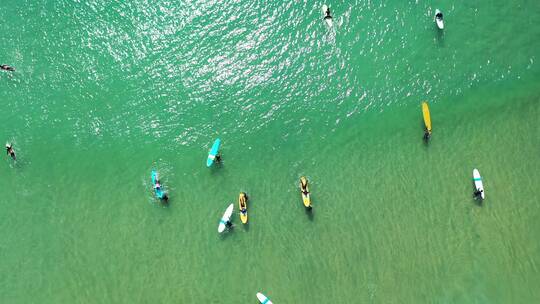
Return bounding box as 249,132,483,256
218,203,234,233
322,5,333,27
207,138,221,167
422,102,432,134
256,292,273,304
300,177,311,208
151,170,165,199
473,169,485,199
435,9,444,29
238,192,248,224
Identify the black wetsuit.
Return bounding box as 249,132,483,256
324,9,332,20
1,65,15,71
6,146,16,160
423,131,431,141
474,190,483,198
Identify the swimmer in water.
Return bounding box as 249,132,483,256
1,65,15,72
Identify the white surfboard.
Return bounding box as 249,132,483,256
218,204,234,233
256,292,273,304
322,5,333,27
435,9,444,29
473,169,485,199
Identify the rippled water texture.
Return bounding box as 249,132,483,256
1,0,539,303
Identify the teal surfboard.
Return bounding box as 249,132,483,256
207,138,221,167
151,170,165,199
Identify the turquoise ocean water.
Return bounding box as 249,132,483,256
1,1,539,303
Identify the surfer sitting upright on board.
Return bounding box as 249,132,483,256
300,178,309,195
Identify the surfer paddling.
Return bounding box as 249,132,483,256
6,143,16,160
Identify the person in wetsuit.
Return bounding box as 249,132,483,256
6,143,16,160
473,189,483,200
300,178,309,195
423,129,431,141
1,65,15,71
324,7,333,20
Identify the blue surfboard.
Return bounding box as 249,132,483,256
206,138,221,167
151,170,165,199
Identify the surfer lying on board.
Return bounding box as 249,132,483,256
473,189,483,200
6,143,16,160
1,65,15,71
324,7,332,20
435,11,443,20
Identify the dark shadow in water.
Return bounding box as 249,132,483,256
420,120,430,147
305,206,314,221
7,158,26,170
423,134,430,146
159,199,170,209
242,217,250,232
472,197,483,207
209,158,225,176
219,225,235,240
435,27,444,47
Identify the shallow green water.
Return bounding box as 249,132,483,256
1,0,539,303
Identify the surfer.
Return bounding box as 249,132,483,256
215,153,222,163
154,177,169,202
1,65,15,71
240,201,247,215
239,192,247,214
324,7,332,20
300,178,309,195
473,189,483,199
435,11,443,20
423,129,431,141
6,143,16,160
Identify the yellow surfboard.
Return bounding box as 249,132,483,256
422,102,432,133
300,177,312,208
238,192,248,224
